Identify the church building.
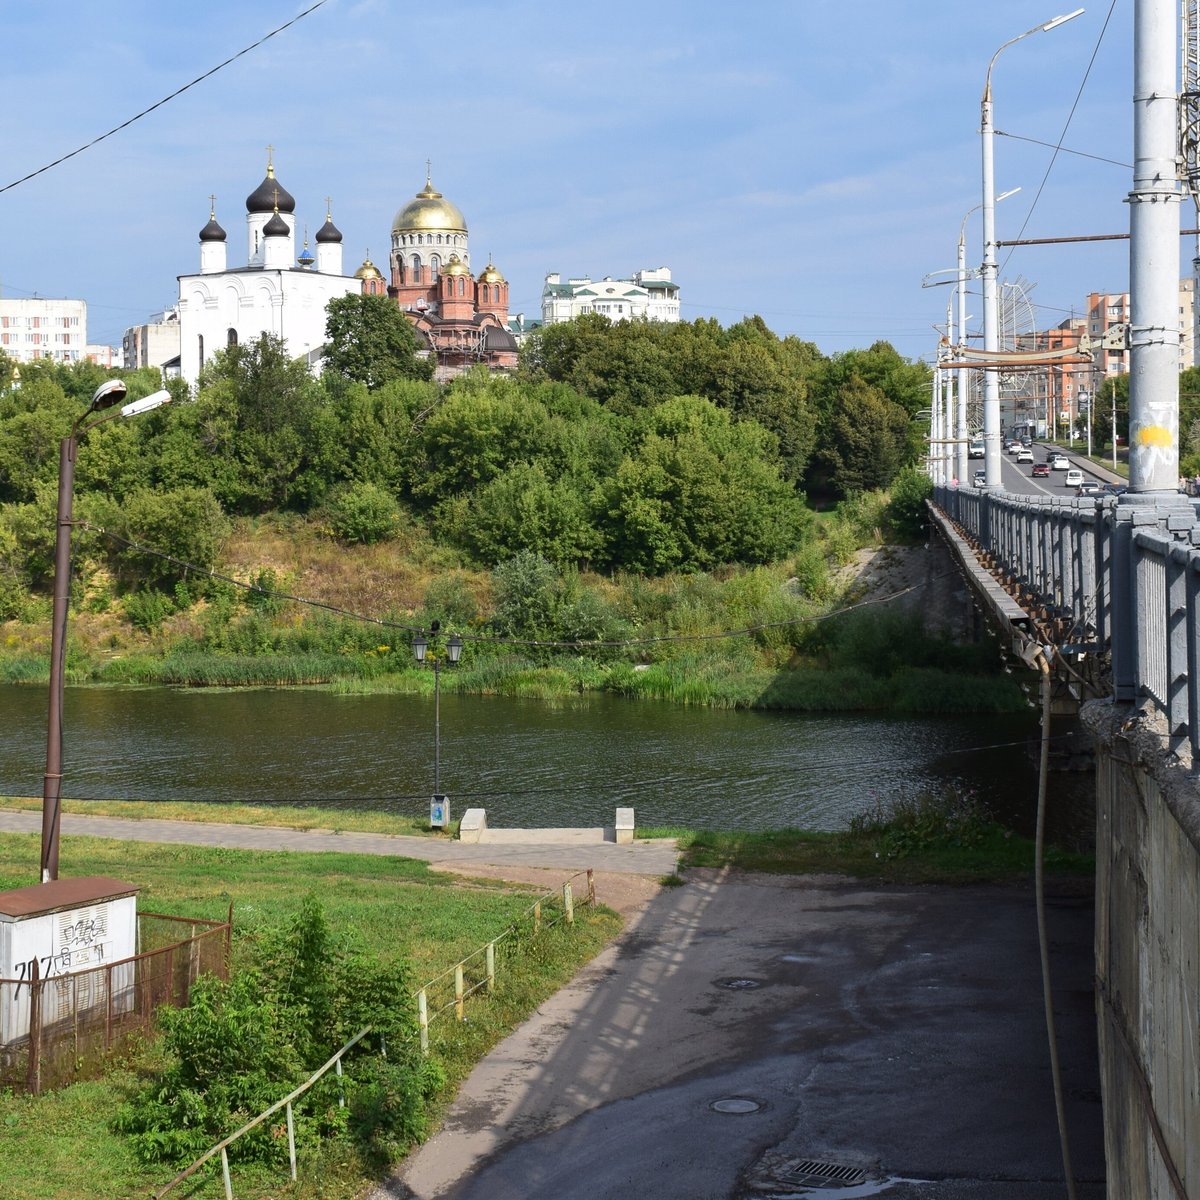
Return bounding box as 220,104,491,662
388,174,518,378
176,156,362,385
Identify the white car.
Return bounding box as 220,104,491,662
1050,454,1069,470
1064,468,1084,488
1015,448,1034,464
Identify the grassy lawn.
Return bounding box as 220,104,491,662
0,830,620,1200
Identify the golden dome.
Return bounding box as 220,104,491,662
478,261,505,284
391,175,466,235
442,254,471,277
355,257,384,280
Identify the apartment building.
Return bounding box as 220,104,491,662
0,298,87,363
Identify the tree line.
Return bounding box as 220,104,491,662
0,297,932,614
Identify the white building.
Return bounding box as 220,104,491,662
123,308,181,375
176,156,361,386
0,297,87,363
541,267,680,326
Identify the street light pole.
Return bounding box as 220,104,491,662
981,10,1084,487
41,382,171,882
412,623,462,817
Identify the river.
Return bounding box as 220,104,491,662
0,684,1095,843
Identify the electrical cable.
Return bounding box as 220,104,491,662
998,0,1120,279
0,1,331,197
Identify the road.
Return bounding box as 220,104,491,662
985,443,1120,500
380,870,1105,1200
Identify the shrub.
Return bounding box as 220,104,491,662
328,481,403,544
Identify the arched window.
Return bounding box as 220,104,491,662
458,277,465,296
431,255,440,277
437,234,443,244
227,327,238,347
411,254,421,279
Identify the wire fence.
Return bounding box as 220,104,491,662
0,910,231,1094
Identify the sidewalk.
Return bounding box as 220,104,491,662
0,810,680,877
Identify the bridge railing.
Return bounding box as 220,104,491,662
932,484,1200,761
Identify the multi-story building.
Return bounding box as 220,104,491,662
1180,277,1196,370
1086,291,1130,380
0,298,87,364
123,309,180,374
541,268,680,326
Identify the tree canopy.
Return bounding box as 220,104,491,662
323,293,434,388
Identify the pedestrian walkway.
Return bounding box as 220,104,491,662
0,810,680,876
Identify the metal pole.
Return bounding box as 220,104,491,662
981,73,1002,487
41,433,77,882
1127,0,1183,494
945,297,955,483
956,225,970,484
433,656,440,798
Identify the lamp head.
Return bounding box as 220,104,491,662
1041,8,1084,33
412,632,428,663
89,379,127,413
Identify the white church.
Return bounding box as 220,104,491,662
176,155,361,386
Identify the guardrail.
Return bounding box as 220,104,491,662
154,868,597,1198
932,483,1200,761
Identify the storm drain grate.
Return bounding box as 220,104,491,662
717,977,763,990
779,1159,869,1187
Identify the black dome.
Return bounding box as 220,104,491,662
315,216,342,244
199,216,226,242
246,170,296,214
263,211,289,238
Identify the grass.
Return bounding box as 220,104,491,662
0,793,449,838
0,831,621,1200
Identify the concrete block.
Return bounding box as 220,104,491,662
459,808,487,843
614,807,635,845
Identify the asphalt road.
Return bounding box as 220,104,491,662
380,870,1105,1200
991,443,1119,499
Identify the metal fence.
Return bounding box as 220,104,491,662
0,910,231,1094
933,483,1200,760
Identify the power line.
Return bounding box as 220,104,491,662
0,1,330,196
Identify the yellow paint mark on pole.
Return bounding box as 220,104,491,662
1136,425,1174,447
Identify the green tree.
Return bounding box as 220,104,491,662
323,293,434,388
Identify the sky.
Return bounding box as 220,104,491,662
0,1,1144,365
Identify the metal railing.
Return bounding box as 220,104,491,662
933,483,1200,761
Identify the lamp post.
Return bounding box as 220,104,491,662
42,381,172,882
412,621,462,825
981,9,1084,486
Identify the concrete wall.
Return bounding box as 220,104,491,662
1084,700,1200,1197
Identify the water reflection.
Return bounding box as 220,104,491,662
0,684,1091,841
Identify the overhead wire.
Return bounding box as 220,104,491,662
0,1,330,197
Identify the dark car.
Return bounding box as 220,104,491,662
1076,480,1102,497
1103,483,1128,496
1031,462,1051,478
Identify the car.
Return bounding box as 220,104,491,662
1050,454,1069,470
1064,468,1084,488
1006,440,1022,453
1103,482,1128,496
1021,437,1033,448
1015,448,1034,464
968,440,985,459
1076,480,1102,496
972,470,987,487
1031,462,1051,478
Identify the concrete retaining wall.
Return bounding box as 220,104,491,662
1084,699,1200,1198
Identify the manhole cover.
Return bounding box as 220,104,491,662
710,1097,762,1114
716,977,763,990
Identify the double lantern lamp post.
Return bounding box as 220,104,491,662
411,623,462,826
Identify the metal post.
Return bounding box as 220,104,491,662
433,657,441,799
417,988,429,1054
1127,0,1182,495
286,1102,297,1180
486,941,495,993
220,1147,233,1200
41,433,77,883
956,229,970,485
454,964,464,1021
563,882,574,926
981,66,1002,487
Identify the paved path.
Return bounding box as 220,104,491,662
0,810,680,876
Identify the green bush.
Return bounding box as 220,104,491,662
885,467,932,540
327,481,403,544
123,589,176,632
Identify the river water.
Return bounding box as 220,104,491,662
0,684,1094,842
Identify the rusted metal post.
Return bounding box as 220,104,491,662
105,962,113,1049
485,941,495,993
224,902,233,979
27,958,42,1095
454,964,464,1021
563,882,574,926
417,988,429,1054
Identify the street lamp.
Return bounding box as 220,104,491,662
42,381,172,881
981,9,1084,486
412,621,463,826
